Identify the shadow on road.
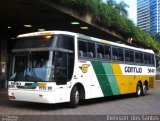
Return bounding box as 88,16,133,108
0,93,152,111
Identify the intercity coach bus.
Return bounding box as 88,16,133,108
8,31,156,108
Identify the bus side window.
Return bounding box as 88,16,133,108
135,52,140,63
112,47,118,61
118,48,124,61
135,52,143,63
97,44,104,59
139,53,143,63
104,45,111,60
130,51,134,62
87,42,95,58
125,50,134,62
78,41,87,58
125,50,130,62
151,54,155,66
144,54,151,65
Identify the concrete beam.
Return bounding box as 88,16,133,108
36,0,126,41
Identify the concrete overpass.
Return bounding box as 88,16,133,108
0,0,132,88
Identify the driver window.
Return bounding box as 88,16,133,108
54,52,68,85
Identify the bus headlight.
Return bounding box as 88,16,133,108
8,85,16,88
8,91,14,96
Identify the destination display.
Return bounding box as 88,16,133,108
120,64,156,75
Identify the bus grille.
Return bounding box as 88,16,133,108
16,86,36,89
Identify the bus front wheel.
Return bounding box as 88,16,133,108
70,86,80,108
135,82,142,97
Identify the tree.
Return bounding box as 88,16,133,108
115,1,129,16
104,0,129,16
105,0,116,6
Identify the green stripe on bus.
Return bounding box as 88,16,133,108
25,83,38,87
91,61,113,96
102,63,120,95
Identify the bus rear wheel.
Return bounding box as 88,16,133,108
135,83,142,97
70,86,80,108
142,84,147,96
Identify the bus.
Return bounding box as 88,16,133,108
8,31,156,108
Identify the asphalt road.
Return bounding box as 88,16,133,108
0,81,160,121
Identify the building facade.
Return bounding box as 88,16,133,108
137,0,160,33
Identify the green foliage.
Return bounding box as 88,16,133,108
53,0,160,52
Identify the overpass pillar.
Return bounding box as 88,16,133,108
0,28,8,88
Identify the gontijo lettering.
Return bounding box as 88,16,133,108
125,66,142,73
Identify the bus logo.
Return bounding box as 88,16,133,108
80,64,90,73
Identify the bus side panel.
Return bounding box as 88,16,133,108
90,62,156,97
111,64,129,94
77,61,104,99
91,61,121,97
112,64,156,94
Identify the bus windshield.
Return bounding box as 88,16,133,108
9,51,52,82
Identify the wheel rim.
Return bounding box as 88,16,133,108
137,85,141,96
75,90,79,104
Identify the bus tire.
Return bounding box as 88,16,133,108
135,82,142,97
70,86,80,108
142,84,147,96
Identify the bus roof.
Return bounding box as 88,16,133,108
17,30,154,54
17,31,77,38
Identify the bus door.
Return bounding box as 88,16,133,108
53,52,68,102
53,51,74,102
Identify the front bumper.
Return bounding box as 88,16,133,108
8,89,56,104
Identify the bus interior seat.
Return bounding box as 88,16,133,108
98,53,103,59
125,57,130,61
112,55,118,60
88,52,93,58
79,50,83,57
104,54,110,59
